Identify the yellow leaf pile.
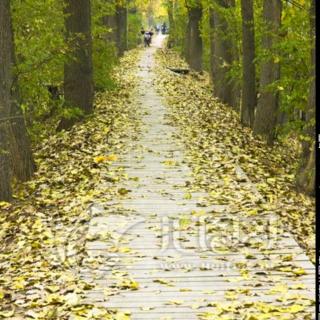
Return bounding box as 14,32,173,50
0,48,142,318
155,48,315,262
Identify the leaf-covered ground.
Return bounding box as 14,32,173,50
0,49,143,319
154,48,315,263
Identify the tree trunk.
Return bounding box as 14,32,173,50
186,4,202,71
115,4,128,57
9,104,36,182
102,14,117,44
240,0,256,127
167,0,175,48
210,0,237,107
209,8,218,86
59,0,94,131
184,12,192,63
0,0,13,200
253,0,281,145
296,0,315,195
8,1,35,181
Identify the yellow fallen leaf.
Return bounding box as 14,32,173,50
292,268,307,276
113,311,131,320
282,254,293,261
268,283,288,294
46,293,65,304
246,315,270,320
110,246,132,253
94,155,108,163
105,154,118,161
118,279,139,290
93,154,117,164
13,276,27,290
184,193,192,200
282,304,305,313
118,188,131,195
46,285,60,293
0,309,15,318
290,283,305,290
225,290,238,301
166,299,184,305
153,279,174,286
162,159,178,166
0,201,10,208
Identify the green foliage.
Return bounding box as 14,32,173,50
92,0,118,91
93,39,118,91
276,2,311,136
60,106,84,120
168,1,188,55
128,10,143,49
11,0,146,142
12,0,65,128
168,0,314,140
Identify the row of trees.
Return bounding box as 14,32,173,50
0,0,158,201
165,0,315,195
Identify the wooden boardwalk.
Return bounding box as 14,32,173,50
80,36,315,319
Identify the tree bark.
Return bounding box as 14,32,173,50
0,0,13,200
186,3,202,72
9,102,36,182
115,4,128,57
184,11,192,63
167,0,175,48
8,1,35,181
210,0,237,107
253,0,282,145
296,0,315,195
0,0,35,200
240,0,256,127
209,7,217,86
59,0,94,131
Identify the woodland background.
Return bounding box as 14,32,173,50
0,0,315,201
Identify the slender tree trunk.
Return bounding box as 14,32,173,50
187,4,203,71
210,0,237,107
115,4,128,57
240,0,256,127
58,0,94,131
296,0,315,195
0,0,13,200
253,0,281,145
184,11,192,63
209,8,218,86
167,0,175,48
